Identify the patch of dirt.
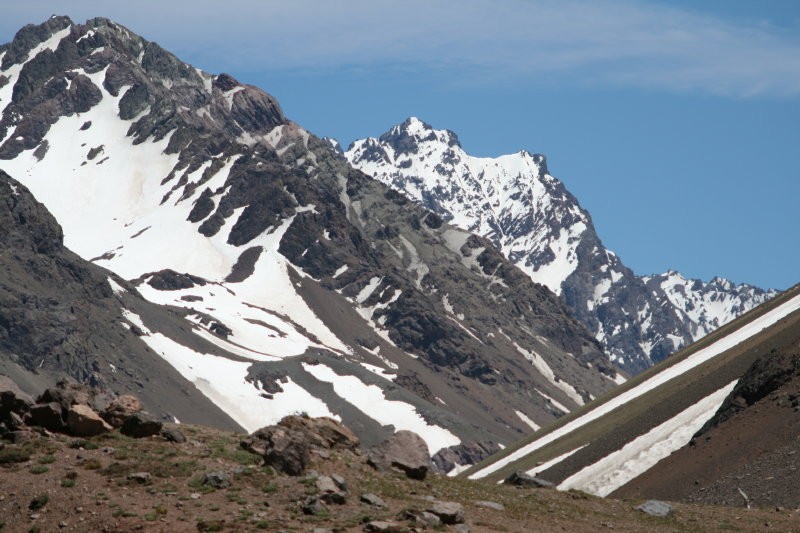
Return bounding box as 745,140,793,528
1,425,799,532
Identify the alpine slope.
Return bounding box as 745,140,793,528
0,16,620,464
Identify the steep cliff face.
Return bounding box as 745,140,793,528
346,117,777,373
0,17,618,456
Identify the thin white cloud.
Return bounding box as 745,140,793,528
3,0,800,96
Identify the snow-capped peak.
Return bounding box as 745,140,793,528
348,118,777,373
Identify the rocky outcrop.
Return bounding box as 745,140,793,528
432,440,501,474
241,424,311,476
367,430,431,480
277,414,360,451
696,347,800,438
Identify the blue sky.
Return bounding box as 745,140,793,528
2,1,799,289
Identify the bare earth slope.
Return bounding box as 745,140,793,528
614,331,800,508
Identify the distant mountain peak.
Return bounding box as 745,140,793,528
347,117,778,373
377,116,462,153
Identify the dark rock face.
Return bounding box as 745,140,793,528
27,401,65,431
120,411,163,438
0,172,241,432
0,376,34,418
203,471,232,489
367,430,431,480
144,270,207,291
697,348,800,438
432,440,501,474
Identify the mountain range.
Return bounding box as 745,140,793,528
345,118,777,373
0,16,622,464
1,14,796,507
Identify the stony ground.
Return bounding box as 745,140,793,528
1,424,799,532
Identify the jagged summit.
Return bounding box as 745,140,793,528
346,118,777,373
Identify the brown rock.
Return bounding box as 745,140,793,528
101,395,142,428
278,414,360,450
367,430,431,480
66,405,112,437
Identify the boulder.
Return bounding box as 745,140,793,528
241,425,310,475
0,376,34,416
161,425,186,443
302,496,327,516
360,493,387,508
316,475,346,504
38,380,92,413
636,500,673,517
427,501,465,525
367,430,431,480
120,411,163,438
400,510,441,529
127,472,152,485
101,395,142,428
474,500,504,511
503,470,555,488
432,440,501,474
277,414,360,450
363,521,406,532
66,404,112,437
203,471,231,489
27,402,65,431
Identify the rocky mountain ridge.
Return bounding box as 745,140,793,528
0,16,618,461
345,118,777,373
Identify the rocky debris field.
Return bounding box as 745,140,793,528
2,378,800,532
